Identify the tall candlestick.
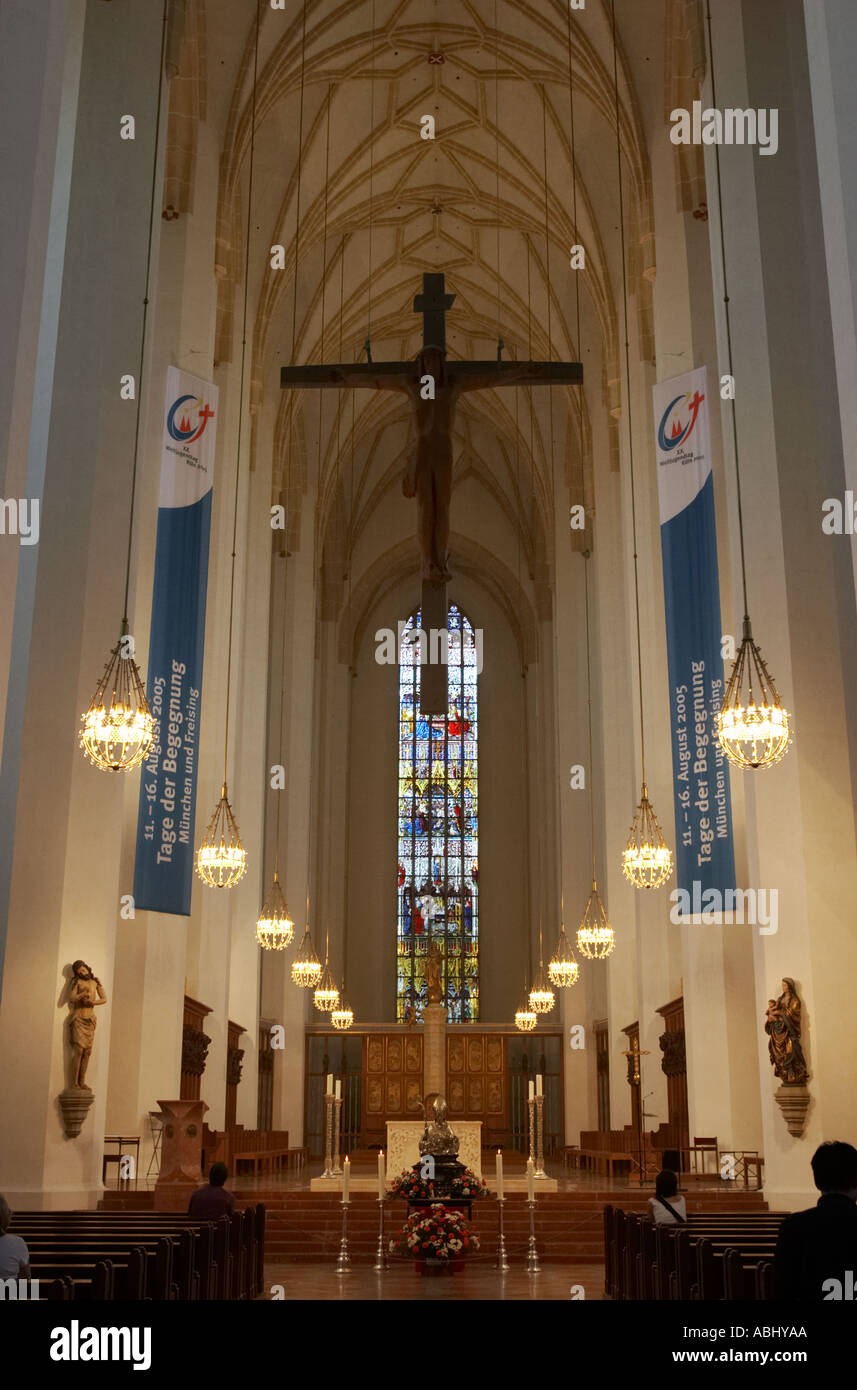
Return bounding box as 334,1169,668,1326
335,1078,341,1100
496,1149,503,1201
528,1079,535,1101
534,1094,547,1178
321,1092,335,1178
378,1149,386,1199
342,1155,350,1204
526,1156,535,1203
536,1073,543,1097
333,1081,343,1176
326,1073,333,1096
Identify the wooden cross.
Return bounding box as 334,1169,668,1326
281,272,582,712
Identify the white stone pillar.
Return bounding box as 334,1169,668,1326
260,485,318,1145
703,0,857,1206
0,0,173,1207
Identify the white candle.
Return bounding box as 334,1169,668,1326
326,1074,333,1096
526,1156,535,1203
378,1149,386,1199
335,1079,341,1100
528,1079,534,1101
536,1074,543,1097
342,1156,350,1204
496,1149,503,1201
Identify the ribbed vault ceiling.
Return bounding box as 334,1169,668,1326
171,0,661,633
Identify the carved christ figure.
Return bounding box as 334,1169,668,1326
279,274,583,586
401,346,565,580
324,346,563,581
68,959,107,1089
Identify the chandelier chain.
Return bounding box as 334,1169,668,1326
567,0,581,355
223,0,261,785
706,0,750,624
123,0,170,624
611,0,647,787
584,552,596,884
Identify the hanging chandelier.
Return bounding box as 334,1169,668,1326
577,880,615,959
196,783,247,888
622,785,673,890
515,994,537,1032
715,620,791,770
313,936,340,1011
80,623,154,772
256,868,294,950
314,967,340,1012
331,990,354,1031
548,921,580,988
547,895,580,984
291,925,322,988
528,962,555,1015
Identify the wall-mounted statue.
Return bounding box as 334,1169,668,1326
58,960,107,1138
765,978,809,1085
765,977,810,1137
68,960,107,1090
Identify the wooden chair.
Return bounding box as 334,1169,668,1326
690,1136,718,1176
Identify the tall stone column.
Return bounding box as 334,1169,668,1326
422,1004,446,1097
702,0,857,1206
260,481,318,1145
0,0,184,1209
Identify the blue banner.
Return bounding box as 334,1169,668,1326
133,367,217,915
653,368,735,911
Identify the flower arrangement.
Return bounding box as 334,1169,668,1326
389,1203,480,1261
449,1167,490,1199
389,1169,437,1201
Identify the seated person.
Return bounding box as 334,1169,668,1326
188,1162,236,1220
775,1140,857,1300
0,1194,31,1279
648,1167,687,1225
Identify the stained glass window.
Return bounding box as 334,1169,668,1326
396,604,479,1023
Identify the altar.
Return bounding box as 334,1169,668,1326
385,1120,482,1178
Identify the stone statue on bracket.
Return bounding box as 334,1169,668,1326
765,977,810,1137
58,960,107,1138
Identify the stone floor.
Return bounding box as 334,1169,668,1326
263,1260,604,1300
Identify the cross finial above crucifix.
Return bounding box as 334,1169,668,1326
413,272,456,352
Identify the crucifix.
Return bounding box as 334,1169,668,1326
281,272,582,712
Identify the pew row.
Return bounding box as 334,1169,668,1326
604,1205,785,1301
9,1205,265,1301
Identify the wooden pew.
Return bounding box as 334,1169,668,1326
607,1206,785,1301
9,1205,264,1301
